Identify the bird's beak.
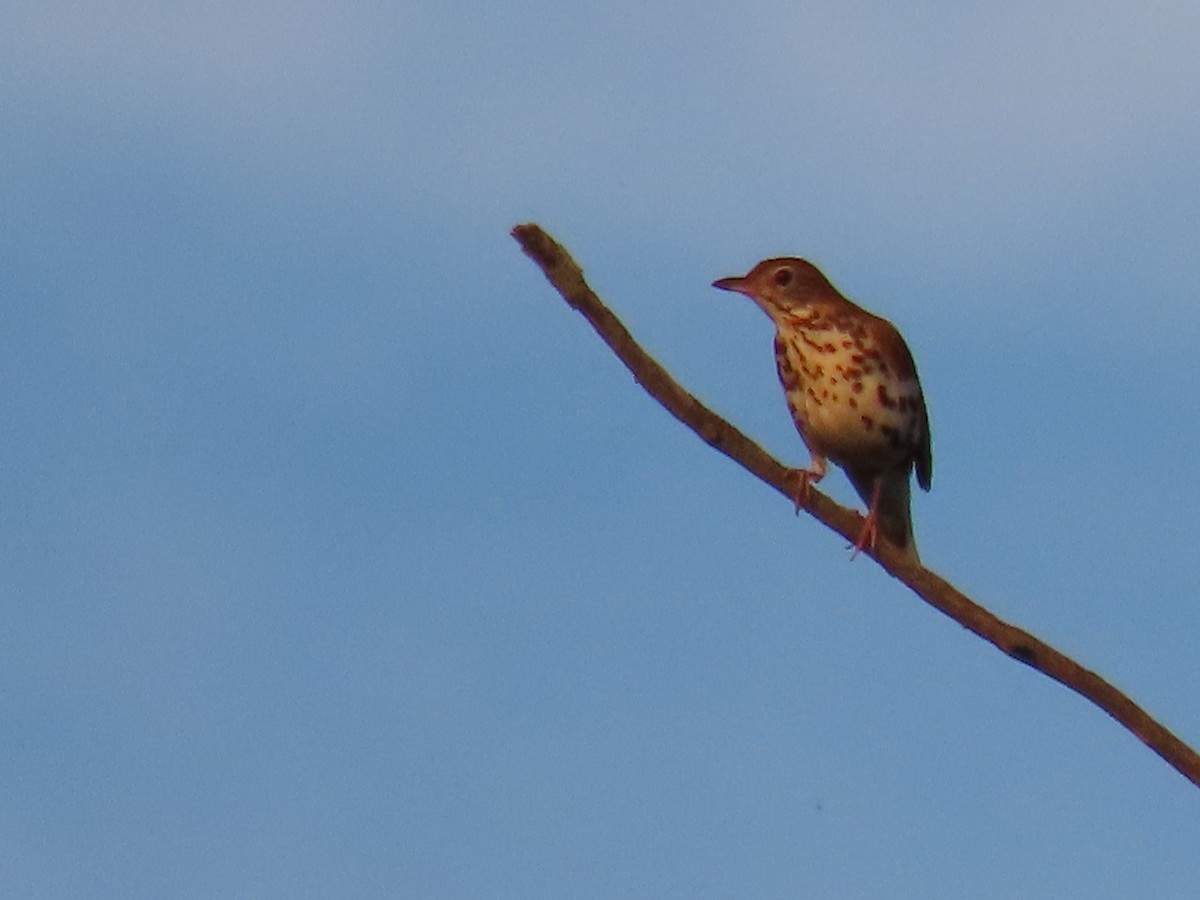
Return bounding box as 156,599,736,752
711,275,748,294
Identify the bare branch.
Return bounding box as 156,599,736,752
512,222,1200,790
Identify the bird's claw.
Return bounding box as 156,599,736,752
848,511,879,560
786,467,823,516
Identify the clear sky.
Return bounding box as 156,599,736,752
4,1,1200,897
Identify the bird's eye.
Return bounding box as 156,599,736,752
773,267,793,287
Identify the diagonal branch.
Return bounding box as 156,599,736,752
512,221,1200,790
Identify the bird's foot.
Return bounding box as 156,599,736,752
848,510,879,560
785,467,824,516
847,480,884,560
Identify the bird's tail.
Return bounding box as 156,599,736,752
847,468,919,562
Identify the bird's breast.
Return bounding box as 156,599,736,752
773,317,924,466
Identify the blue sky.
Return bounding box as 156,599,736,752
4,1,1200,896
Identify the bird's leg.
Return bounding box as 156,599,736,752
785,455,826,516
849,479,883,559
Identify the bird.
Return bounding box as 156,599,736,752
713,258,931,560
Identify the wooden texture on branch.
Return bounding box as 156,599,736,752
512,221,1200,790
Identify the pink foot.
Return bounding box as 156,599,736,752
848,479,883,560
848,509,878,560
785,467,824,516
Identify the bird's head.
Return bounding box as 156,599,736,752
712,257,839,314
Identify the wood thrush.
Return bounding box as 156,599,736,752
713,258,932,560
